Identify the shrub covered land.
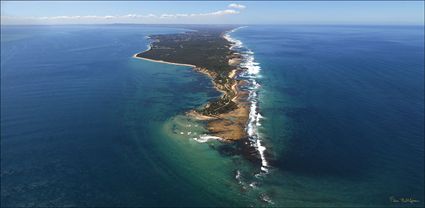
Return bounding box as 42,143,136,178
137,25,239,115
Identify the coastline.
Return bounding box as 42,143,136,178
132,54,196,68
133,27,249,141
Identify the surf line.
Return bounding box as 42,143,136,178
224,27,269,173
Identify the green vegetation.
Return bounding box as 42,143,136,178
136,25,239,116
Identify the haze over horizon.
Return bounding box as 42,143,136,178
1,1,424,25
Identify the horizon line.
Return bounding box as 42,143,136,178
2,23,424,26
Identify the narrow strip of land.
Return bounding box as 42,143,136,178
135,25,248,141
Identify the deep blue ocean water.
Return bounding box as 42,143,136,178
232,25,424,206
1,25,424,207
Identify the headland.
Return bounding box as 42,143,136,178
134,26,248,141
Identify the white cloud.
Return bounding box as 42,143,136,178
205,9,240,16
1,8,241,24
38,14,158,20
228,3,246,9
160,14,175,18
161,9,239,18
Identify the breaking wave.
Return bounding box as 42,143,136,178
224,27,269,174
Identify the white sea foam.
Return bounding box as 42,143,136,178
235,170,241,179
240,54,261,75
249,182,257,188
223,26,246,50
225,27,269,174
257,139,268,170
145,43,152,51
260,194,274,204
235,170,242,183
192,134,223,143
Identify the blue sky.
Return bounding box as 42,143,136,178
1,1,424,25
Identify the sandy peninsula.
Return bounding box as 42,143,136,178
133,26,249,141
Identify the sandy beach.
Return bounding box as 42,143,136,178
192,67,249,141
133,54,196,68
133,32,249,141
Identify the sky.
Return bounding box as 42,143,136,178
1,1,424,25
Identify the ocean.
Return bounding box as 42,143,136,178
1,25,424,207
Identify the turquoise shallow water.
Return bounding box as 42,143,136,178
1,25,424,207
1,25,266,207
